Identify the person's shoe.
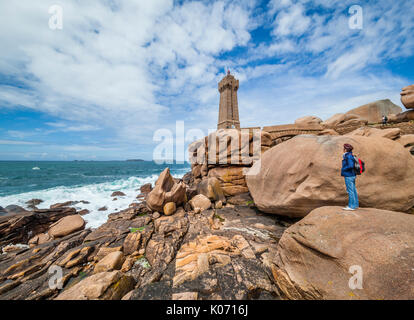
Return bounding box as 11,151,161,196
342,207,355,211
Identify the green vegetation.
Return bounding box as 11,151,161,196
135,256,151,269
246,200,255,206
129,226,145,233
214,213,225,222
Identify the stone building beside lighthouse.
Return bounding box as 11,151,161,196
217,70,240,129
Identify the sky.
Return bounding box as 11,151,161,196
0,0,413,161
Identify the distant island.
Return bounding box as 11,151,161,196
126,159,145,162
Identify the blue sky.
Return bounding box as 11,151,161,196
0,0,413,160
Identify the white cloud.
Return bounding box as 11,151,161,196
0,140,40,145
272,4,311,37
0,0,414,160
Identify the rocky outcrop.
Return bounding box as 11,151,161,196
345,99,402,123
246,135,414,217
270,206,414,300
111,191,126,197
401,85,414,109
26,199,43,210
48,215,86,238
189,195,211,212
94,251,124,273
188,129,271,199
196,177,226,203
128,205,289,300
208,167,249,196
4,205,29,216
146,168,186,212
140,183,153,194
0,207,77,247
396,134,414,148
322,113,368,130
294,116,322,126
346,126,401,140
55,271,135,300
388,110,414,123
163,202,176,216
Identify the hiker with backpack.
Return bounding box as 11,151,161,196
341,143,360,211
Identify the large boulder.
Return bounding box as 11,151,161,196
208,167,249,196
146,168,186,212
396,134,414,148
48,215,86,238
270,206,414,300
346,126,401,140
0,207,77,247
388,110,414,123
345,99,402,123
189,194,211,212
5,205,29,215
401,85,414,109
196,177,226,203
246,135,414,217
322,113,367,129
94,251,124,273
295,116,322,127
55,271,135,300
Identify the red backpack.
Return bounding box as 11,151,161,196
353,156,365,175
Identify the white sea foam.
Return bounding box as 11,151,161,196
0,172,185,229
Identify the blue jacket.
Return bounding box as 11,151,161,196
341,152,356,177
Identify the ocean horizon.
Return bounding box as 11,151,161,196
0,160,191,228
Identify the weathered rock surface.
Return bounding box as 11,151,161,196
270,206,414,300
140,183,153,194
246,134,414,217
345,99,402,123
146,168,186,212
4,205,29,215
48,215,86,238
346,126,401,140
163,202,176,216
127,206,289,300
388,110,414,123
189,195,211,212
196,177,226,203
111,191,126,197
396,134,414,149
208,167,249,196
0,207,77,247
26,199,43,210
401,84,414,109
55,271,135,300
295,116,322,126
322,113,367,129
227,193,253,206
94,251,124,273
50,201,77,209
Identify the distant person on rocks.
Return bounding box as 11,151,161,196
382,115,388,125
341,143,359,211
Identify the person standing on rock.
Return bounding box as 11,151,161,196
341,144,359,211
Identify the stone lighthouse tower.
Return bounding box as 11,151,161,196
218,70,240,129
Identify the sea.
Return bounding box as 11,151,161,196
0,161,191,228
